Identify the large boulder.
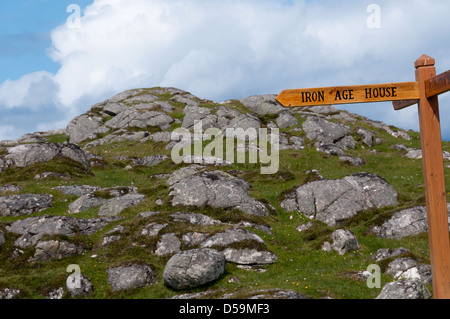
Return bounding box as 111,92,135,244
168,166,269,217
372,205,450,239
239,94,284,115
2,143,90,171
302,117,351,144
66,115,109,144
281,173,398,226
330,229,360,255
276,110,299,129
163,248,226,290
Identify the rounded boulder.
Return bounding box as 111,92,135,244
163,248,226,290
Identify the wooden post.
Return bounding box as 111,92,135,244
415,54,450,299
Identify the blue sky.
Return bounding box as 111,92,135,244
0,0,449,141
0,1,92,82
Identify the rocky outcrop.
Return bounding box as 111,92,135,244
0,194,53,217
163,248,226,290
168,166,270,217
376,279,432,299
239,94,284,115
7,215,120,249
281,173,398,226
1,143,90,171
371,204,450,239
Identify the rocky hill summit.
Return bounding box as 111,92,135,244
0,87,449,299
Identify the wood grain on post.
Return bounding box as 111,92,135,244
415,54,450,299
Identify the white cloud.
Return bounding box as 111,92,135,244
1,0,450,141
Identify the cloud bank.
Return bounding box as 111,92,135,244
1,0,449,141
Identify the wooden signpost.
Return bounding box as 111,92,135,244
277,54,450,299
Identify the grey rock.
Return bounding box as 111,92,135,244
7,215,120,248
163,248,226,290
288,136,305,150
66,114,109,144
404,148,450,160
0,194,53,217
182,232,209,247
240,94,284,115
216,106,241,128
374,247,412,262
138,211,162,219
124,94,158,104
335,135,356,150
281,173,398,226
98,194,145,217
102,235,121,246
306,105,338,114
357,128,375,147
169,167,269,217
170,212,221,226
391,144,408,151
330,229,360,255
34,172,72,181
106,89,144,103
148,131,172,143
68,194,108,214
0,288,20,299
276,110,299,129
366,120,412,140
316,144,344,156
141,222,168,237
84,130,150,148
102,102,128,116
182,107,217,129
223,248,278,265
32,240,85,262
180,155,232,166
0,184,23,193
385,257,418,278
46,287,64,300
105,109,173,131
224,113,262,140
4,143,90,170
302,117,351,144
201,228,266,248
66,273,94,298
54,185,102,197
339,155,366,167
321,242,332,252
376,279,431,299
131,155,169,167
107,264,156,292
296,222,314,233
155,233,181,256
238,289,309,299
372,205,450,239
